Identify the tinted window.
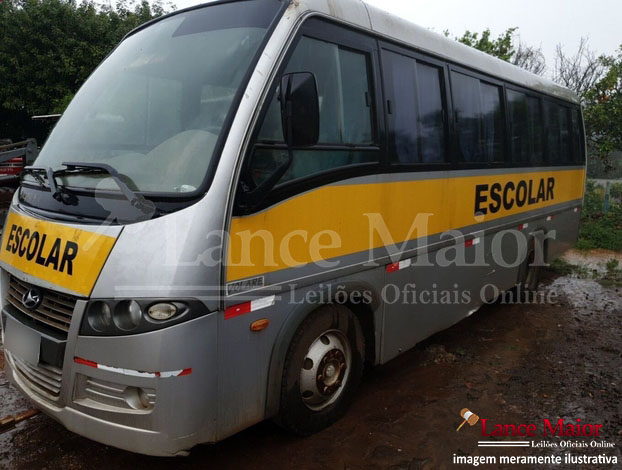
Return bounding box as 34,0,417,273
571,108,585,164
384,51,446,164
527,96,544,163
559,107,571,163
544,101,561,163
387,51,419,163
543,101,575,164
453,72,481,162
508,90,543,164
453,72,505,163
480,82,505,162
417,62,446,163
508,90,528,162
250,36,377,187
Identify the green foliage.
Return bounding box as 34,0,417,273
577,180,622,252
606,258,620,271
0,0,169,140
448,27,518,62
610,182,622,201
548,258,590,278
583,46,622,170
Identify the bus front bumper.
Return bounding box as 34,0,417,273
2,311,219,457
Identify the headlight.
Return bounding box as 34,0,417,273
147,303,178,321
87,301,112,332
81,299,202,336
113,300,142,331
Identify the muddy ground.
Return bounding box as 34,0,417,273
1,250,621,469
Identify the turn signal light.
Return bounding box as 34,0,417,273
250,318,270,332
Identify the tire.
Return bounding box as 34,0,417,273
276,304,365,436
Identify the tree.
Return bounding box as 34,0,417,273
512,42,546,76
447,27,546,76
582,46,622,170
553,38,606,100
449,28,517,62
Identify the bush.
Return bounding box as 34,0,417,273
578,180,622,251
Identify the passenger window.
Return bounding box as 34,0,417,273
508,90,543,164
559,107,571,163
417,62,446,163
386,52,419,163
452,71,506,163
384,51,446,164
544,101,563,164
480,82,505,162
508,90,529,162
526,95,544,163
571,108,584,164
249,36,377,187
453,72,481,162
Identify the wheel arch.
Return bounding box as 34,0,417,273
264,279,381,418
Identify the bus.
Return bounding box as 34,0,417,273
0,0,585,456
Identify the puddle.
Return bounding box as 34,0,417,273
549,277,622,313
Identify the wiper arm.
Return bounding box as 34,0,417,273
61,162,156,215
22,166,72,204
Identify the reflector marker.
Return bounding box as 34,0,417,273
546,215,554,222
225,294,276,320
74,357,192,378
386,258,412,273
518,223,529,230
465,237,480,248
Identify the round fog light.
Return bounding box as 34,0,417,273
147,303,178,321
87,301,112,332
123,386,151,410
113,300,142,331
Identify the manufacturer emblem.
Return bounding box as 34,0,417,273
22,288,43,310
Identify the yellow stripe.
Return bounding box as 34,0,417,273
226,169,585,282
0,212,117,296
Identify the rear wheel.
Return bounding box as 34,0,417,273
519,247,542,300
276,304,365,435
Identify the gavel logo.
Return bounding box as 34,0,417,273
456,408,479,432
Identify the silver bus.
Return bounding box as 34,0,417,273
0,0,585,456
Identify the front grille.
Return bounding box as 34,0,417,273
11,353,63,400
74,374,156,411
6,276,78,335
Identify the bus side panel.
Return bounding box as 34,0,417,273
545,208,582,262
380,249,488,363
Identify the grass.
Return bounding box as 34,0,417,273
548,256,622,286
548,258,590,278
577,180,622,252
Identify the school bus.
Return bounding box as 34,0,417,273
0,0,585,456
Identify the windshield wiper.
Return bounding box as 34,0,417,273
22,166,73,204
61,162,156,215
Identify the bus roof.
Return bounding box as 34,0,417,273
290,0,580,104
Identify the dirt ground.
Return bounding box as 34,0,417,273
1,251,621,469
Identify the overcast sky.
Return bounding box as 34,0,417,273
173,0,621,76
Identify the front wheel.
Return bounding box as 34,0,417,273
276,304,365,435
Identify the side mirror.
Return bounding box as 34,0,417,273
280,72,320,148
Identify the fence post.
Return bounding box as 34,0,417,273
604,181,610,213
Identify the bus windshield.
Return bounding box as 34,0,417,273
33,0,282,195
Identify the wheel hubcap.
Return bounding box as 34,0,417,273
300,330,351,411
